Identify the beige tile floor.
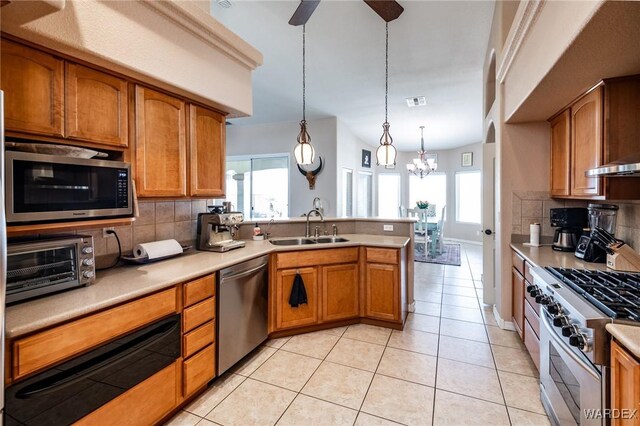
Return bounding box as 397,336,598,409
166,243,551,426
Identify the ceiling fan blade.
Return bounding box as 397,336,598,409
363,0,404,22
288,0,321,26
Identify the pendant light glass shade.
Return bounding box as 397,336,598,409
376,122,397,166
376,22,396,167
293,25,316,166
294,120,315,165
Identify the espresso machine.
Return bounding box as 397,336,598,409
550,208,588,252
196,212,246,252
575,204,619,262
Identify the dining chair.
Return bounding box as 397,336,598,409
429,205,446,258
406,208,428,252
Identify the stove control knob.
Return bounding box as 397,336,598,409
536,295,550,305
82,259,94,266
553,315,569,327
529,288,541,298
82,247,93,255
547,303,560,315
562,325,576,337
526,284,536,293
569,333,591,352
83,270,95,279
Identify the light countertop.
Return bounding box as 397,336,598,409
510,243,610,271
6,234,409,339
606,323,640,359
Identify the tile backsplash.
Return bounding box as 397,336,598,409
80,199,212,268
512,191,640,249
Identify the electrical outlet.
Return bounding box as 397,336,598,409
102,227,115,238
383,224,394,232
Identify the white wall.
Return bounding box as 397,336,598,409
226,118,338,217
336,119,379,217
398,142,484,243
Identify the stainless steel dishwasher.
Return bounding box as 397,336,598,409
218,255,269,374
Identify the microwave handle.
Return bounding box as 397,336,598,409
15,316,179,399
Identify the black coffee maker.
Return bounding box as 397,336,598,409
550,208,589,252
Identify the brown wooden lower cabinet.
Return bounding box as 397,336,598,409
183,344,216,398
365,262,400,322
321,263,359,322
611,340,640,426
523,320,540,371
275,266,319,330
74,360,179,426
512,267,525,338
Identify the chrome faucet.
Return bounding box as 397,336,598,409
305,208,324,238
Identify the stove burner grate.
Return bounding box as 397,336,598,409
546,267,640,321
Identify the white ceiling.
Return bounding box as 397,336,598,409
213,0,495,151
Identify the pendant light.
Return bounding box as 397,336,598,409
407,126,438,178
294,25,315,165
376,22,397,166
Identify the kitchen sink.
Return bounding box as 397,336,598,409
269,237,350,246
314,237,350,244
269,238,317,246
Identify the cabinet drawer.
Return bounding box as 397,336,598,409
366,248,399,265
512,250,525,275
74,360,178,426
14,287,177,380
183,297,215,333
276,248,358,269
184,274,215,308
184,320,215,359
183,344,215,397
524,299,540,339
524,319,540,371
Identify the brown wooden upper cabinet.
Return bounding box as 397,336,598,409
549,76,640,200
0,39,64,137
571,87,603,197
189,105,226,197
65,63,128,147
134,86,188,197
549,110,571,197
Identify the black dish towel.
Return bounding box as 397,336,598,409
289,273,308,307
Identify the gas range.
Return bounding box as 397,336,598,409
546,268,640,322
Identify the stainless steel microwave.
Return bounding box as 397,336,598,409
5,151,132,223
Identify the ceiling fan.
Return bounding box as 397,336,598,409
288,0,404,25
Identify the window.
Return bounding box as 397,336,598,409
357,171,373,217
341,169,353,217
378,174,401,218
409,173,446,220
455,170,481,223
226,155,289,218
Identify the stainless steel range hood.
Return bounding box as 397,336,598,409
586,153,640,177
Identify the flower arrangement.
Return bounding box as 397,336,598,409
416,200,429,209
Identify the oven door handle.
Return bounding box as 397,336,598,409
14,316,180,399
540,312,600,381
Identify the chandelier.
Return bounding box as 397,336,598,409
406,126,437,178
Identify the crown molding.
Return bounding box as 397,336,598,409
141,0,263,70
496,0,545,84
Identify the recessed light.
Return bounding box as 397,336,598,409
406,96,426,108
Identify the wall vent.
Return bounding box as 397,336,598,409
406,96,426,107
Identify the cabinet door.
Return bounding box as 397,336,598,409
365,263,399,322
611,340,640,426
549,110,571,197
0,39,63,136
321,263,359,322
135,86,187,197
65,63,128,146
275,267,319,330
512,267,525,339
189,105,225,197
571,87,603,197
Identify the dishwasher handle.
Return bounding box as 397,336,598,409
221,262,268,283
